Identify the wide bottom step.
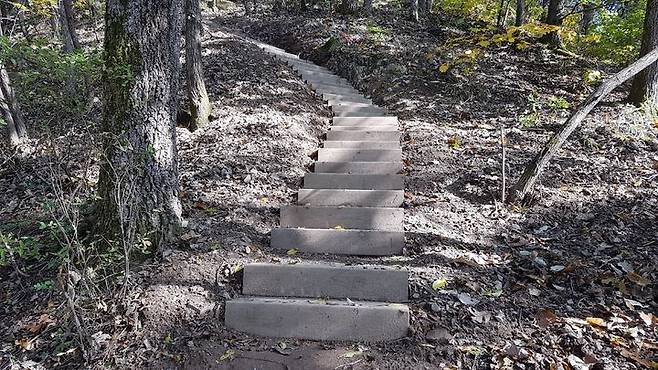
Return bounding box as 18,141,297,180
225,297,409,342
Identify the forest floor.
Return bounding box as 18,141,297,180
1,4,657,370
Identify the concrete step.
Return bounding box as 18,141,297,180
304,173,403,189
327,131,401,141
330,125,399,131
280,205,403,231
308,80,359,91
329,101,377,109
314,161,402,174
225,297,409,341
332,111,390,117
313,86,361,95
323,93,371,104
305,77,350,87
331,105,387,114
323,141,400,149
242,263,409,302
298,189,404,207
317,148,401,162
333,117,398,126
271,228,404,255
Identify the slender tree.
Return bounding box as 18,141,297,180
184,0,211,130
630,0,658,106
96,0,184,251
58,0,80,52
579,3,595,34
362,0,373,13
541,0,563,47
340,0,359,13
515,0,525,26
0,11,27,147
410,0,419,21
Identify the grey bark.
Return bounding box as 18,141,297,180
579,4,595,34
97,0,184,251
185,0,211,130
509,47,658,204
424,0,432,13
0,13,27,147
362,0,372,13
630,0,658,106
58,0,80,52
410,0,418,21
340,0,358,13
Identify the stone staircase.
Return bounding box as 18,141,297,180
224,44,409,342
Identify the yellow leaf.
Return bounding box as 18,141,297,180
219,349,236,362
586,317,607,328
287,248,299,256
432,278,448,290
478,40,490,47
439,63,450,73
333,225,345,230
447,135,462,149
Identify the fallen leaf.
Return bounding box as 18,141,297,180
426,326,452,343
586,317,607,328
15,338,33,351
339,350,363,359
219,349,236,362
25,314,54,334
439,63,450,73
432,278,448,290
536,309,558,328
447,135,462,149
287,248,299,256
627,272,650,287
457,293,479,306
619,349,658,369
639,312,656,326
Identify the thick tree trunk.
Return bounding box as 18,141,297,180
97,0,184,251
410,0,418,21
540,0,562,47
424,0,433,13
58,0,80,51
496,0,507,28
630,0,658,106
515,0,525,26
509,48,658,204
185,0,211,131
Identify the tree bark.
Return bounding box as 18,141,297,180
410,0,419,21
185,0,211,131
496,0,507,29
509,47,658,204
418,0,426,15
58,0,80,52
540,0,562,47
515,0,525,26
579,4,595,34
96,0,184,251
340,0,358,13
424,0,433,13
0,12,27,147
630,0,658,106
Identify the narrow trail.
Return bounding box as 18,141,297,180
224,43,410,341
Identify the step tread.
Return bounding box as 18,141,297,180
317,148,402,162
280,205,403,231
242,263,409,302
314,161,402,175
225,297,409,342
297,189,404,207
271,227,404,256
326,131,401,141
323,141,400,149
304,173,404,190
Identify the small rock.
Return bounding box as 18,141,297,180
426,327,452,344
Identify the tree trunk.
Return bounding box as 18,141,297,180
630,0,658,106
418,0,426,15
58,0,80,52
300,0,307,11
0,13,27,147
509,47,658,204
425,0,433,13
410,0,418,21
96,0,184,251
340,0,358,13
540,0,562,47
579,4,595,34
185,0,211,131
496,0,507,29
515,0,525,26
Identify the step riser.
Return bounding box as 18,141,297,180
323,94,371,104
225,298,409,342
333,117,399,125
271,228,404,255
304,174,404,190
323,141,399,149
280,206,403,231
333,111,390,117
298,189,404,207
317,149,401,162
243,264,409,302
314,162,402,174
326,131,401,141
330,126,399,131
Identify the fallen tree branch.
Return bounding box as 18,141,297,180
508,47,658,204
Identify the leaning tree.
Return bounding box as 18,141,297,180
630,0,658,106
